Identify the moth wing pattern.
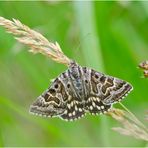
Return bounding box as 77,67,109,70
29,76,67,117
58,71,86,121
89,68,133,105
30,71,86,121
84,96,112,115
59,99,86,121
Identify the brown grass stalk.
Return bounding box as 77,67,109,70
0,16,71,66
107,108,148,141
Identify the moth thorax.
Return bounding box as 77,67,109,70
69,61,80,79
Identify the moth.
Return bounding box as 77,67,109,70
0,17,133,121
139,60,148,78
30,61,133,121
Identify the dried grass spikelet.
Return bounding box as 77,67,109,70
0,17,71,66
107,108,148,141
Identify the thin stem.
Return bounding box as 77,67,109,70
73,1,110,146
120,103,148,132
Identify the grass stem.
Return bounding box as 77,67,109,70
120,103,148,132
73,1,110,146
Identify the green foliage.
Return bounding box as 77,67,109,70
0,1,148,147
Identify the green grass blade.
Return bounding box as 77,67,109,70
73,1,110,146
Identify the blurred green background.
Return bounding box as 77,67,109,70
0,1,148,147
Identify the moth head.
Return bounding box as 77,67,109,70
68,60,78,67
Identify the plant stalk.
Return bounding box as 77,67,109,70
73,1,110,146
